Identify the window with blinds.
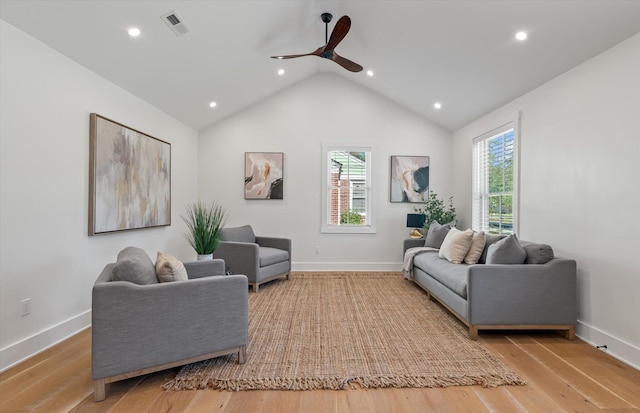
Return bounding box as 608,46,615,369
321,146,375,234
472,122,518,235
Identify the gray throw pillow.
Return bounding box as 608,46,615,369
520,241,555,264
479,234,507,264
111,246,158,285
424,221,452,249
485,234,527,265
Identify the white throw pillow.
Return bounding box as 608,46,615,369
464,231,486,265
155,252,189,282
439,228,474,264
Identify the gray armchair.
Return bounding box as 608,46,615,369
91,247,248,401
216,225,291,292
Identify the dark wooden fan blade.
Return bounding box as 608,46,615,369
324,15,351,52
331,52,363,72
271,46,323,60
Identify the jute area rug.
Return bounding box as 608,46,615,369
165,272,525,391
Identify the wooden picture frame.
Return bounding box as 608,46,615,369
89,113,171,235
244,152,284,200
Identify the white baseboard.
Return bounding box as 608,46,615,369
576,320,640,371
292,261,402,272
0,310,92,373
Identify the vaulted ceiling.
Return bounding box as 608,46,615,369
2,1,639,132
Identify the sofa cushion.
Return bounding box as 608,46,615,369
221,225,256,243
259,247,289,267
155,252,188,282
424,221,452,248
479,234,507,264
111,247,158,285
520,241,555,264
439,228,474,264
486,234,526,264
413,252,469,298
464,231,486,265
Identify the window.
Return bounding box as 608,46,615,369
321,145,375,233
472,119,519,235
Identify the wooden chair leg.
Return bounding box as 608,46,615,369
94,379,106,402
238,345,247,364
468,326,479,340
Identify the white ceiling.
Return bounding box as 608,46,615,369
2,0,640,132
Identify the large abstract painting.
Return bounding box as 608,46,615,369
390,155,430,203
244,152,284,200
89,113,171,235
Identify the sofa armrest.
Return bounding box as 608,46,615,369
467,258,577,325
215,241,260,276
184,258,225,279
256,236,291,253
92,274,248,380
403,238,425,254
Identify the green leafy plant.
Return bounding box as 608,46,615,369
340,209,363,225
181,201,227,255
413,190,456,228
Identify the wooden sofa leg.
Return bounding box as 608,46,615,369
565,326,576,341
468,326,478,340
94,379,106,402
238,345,247,364
249,282,258,293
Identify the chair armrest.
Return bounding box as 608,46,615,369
215,241,260,276
92,274,248,380
256,236,291,253
467,258,577,325
184,258,225,279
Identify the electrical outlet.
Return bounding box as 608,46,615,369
21,298,31,317
315,246,320,254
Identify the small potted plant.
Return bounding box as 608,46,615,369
414,190,456,229
181,200,227,260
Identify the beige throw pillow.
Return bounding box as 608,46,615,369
464,231,486,264
155,252,188,282
439,228,474,264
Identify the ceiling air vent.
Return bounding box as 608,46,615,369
161,11,191,36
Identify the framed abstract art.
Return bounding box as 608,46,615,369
244,152,284,200
89,113,171,235
390,155,429,203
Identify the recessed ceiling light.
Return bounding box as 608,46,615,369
515,31,528,41
128,27,141,37
366,70,374,77
209,101,217,108
277,69,285,76
434,102,442,109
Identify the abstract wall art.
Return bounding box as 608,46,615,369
89,113,171,235
244,152,284,200
390,155,430,203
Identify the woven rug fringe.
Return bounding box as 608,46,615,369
163,373,526,392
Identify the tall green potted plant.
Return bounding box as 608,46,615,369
414,190,457,229
181,201,227,260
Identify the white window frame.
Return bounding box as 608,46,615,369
321,144,376,234
472,113,520,235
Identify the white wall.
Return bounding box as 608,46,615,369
198,73,452,270
0,20,199,371
451,34,640,368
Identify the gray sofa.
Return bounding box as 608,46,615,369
403,237,577,340
92,247,248,401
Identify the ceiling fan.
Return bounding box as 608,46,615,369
271,13,363,73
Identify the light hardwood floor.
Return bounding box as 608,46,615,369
1,327,639,412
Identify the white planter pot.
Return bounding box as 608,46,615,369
197,254,213,261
